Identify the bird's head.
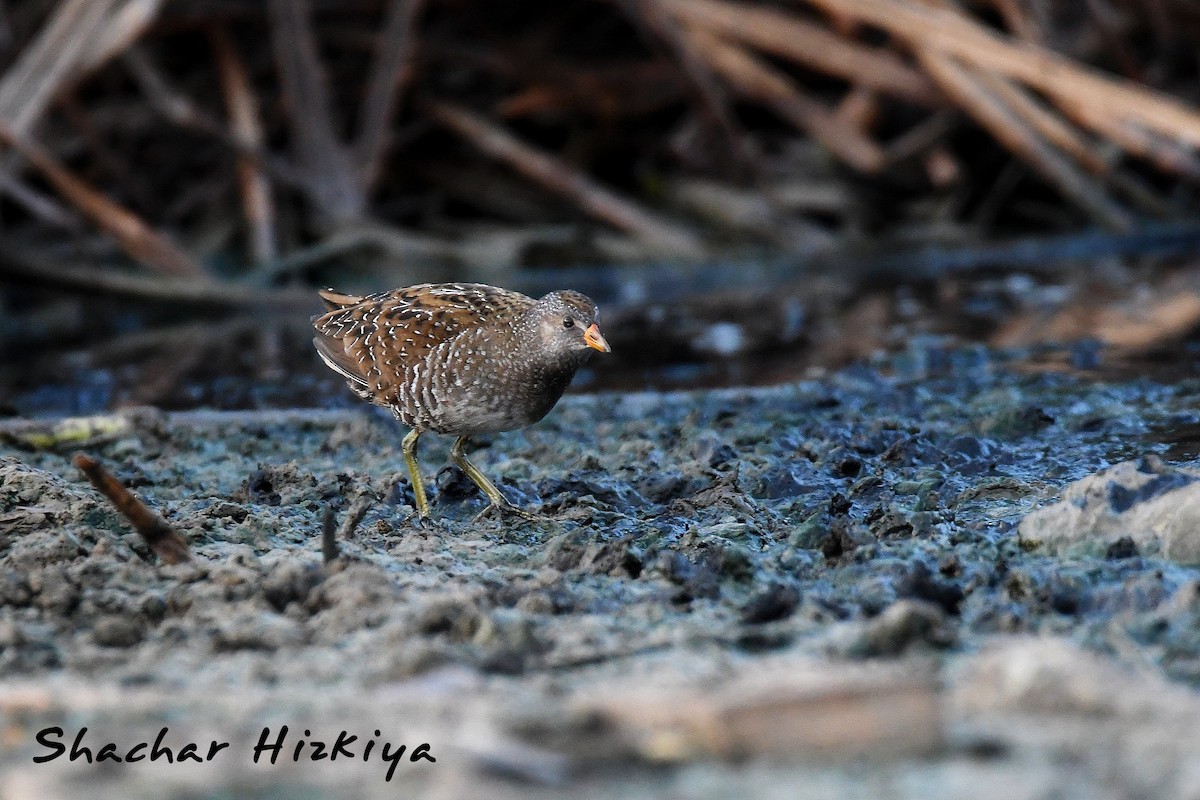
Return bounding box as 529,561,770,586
530,290,610,360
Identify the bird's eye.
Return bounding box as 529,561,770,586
562,316,575,329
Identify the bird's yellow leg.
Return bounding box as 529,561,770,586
450,436,537,522
402,428,430,518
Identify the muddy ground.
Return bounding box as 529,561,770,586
3,354,1200,798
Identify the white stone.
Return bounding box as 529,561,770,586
1018,459,1200,564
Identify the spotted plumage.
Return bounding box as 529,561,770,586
311,282,611,519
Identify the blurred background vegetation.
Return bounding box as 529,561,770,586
4,0,1200,413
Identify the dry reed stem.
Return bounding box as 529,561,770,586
973,71,1109,175
685,27,885,173
354,0,427,189
268,0,364,223
0,122,205,277
210,25,277,265
427,99,706,258
660,0,938,106
807,0,1200,148
918,50,1131,230
0,0,118,136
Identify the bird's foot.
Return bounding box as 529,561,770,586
472,499,540,524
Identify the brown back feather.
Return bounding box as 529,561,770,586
311,283,535,408
316,288,365,313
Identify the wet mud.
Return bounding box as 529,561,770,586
3,360,1200,797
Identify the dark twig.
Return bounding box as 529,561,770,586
73,452,191,564
660,0,939,106
918,51,1132,230
209,25,276,265
321,506,339,564
425,99,706,259
337,494,375,543
683,28,886,173
354,0,426,190
626,0,752,178
0,247,313,308
0,121,206,277
0,0,115,136
0,169,86,230
268,0,364,224
121,46,311,193
809,0,1200,147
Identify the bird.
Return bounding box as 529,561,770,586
311,282,611,521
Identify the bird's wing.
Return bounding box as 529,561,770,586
311,283,535,406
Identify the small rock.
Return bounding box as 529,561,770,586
307,563,399,613
840,599,955,658
898,561,964,615
93,615,144,647
1162,580,1200,616
375,639,455,680
956,638,1133,715
824,518,873,559
583,540,643,577
543,531,592,574
0,570,32,606
243,468,282,506
788,511,831,551
30,568,79,615
0,616,25,648
473,610,546,674
937,553,963,577
689,431,736,468
262,560,324,612
514,590,560,615
658,552,720,603
636,471,693,503
207,501,249,522
542,532,641,576
855,578,898,617
867,505,915,539
434,465,478,502
207,561,262,601
760,464,821,499
740,583,801,624
411,596,482,639
1019,459,1200,564
832,457,863,478
0,617,59,669
211,610,303,652
1105,536,1139,560
709,543,756,582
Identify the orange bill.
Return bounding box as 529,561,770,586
584,323,611,353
